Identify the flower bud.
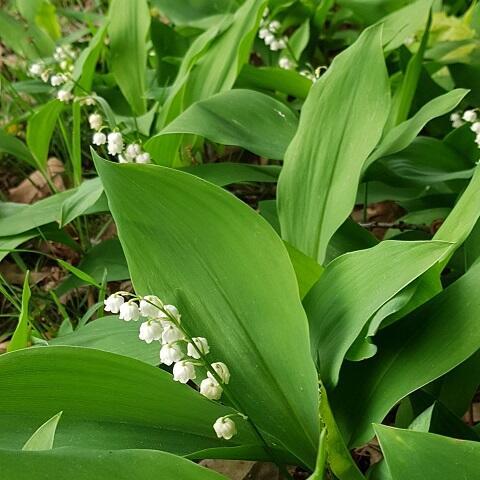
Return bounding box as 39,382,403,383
200,377,222,400
187,337,210,359
160,343,183,366
207,362,230,384
213,417,237,440
173,360,196,383
104,293,124,314
119,301,140,321
138,321,163,343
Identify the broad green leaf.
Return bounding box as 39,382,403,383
95,155,320,469
0,448,228,480
378,0,433,51
109,0,150,115
23,412,62,451
277,26,390,265
7,272,31,353
364,89,468,171
146,0,266,165
34,1,61,40
331,260,480,446
338,0,418,24
72,23,107,92
0,130,35,167
59,178,104,227
26,100,64,172
49,316,158,365
289,20,310,60
56,239,128,296
0,232,38,263
304,240,451,387
0,346,262,456
375,425,480,480
236,65,312,99
160,89,298,160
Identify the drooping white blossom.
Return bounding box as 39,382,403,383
160,343,183,365
258,27,270,39
463,110,477,123
187,337,210,359
471,122,480,134
92,132,106,146
107,132,124,155
208,362,230,384
270,38,286,51
57,89,73,102
88,113,103,131
164,304,181,322
268,20,281,33
104,293,124,314
139,320,163,343
213,417,237,440
200,377,222,400
135,152,151,164
279,57,294,70
125,143,142,160
50,74,66,86
119,300,140,321
173,360,196,383
263,32,275,46
162,324,185,344
139,295,163,318
29,63,44,76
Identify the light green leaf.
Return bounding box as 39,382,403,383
331,259,480,446
364,89,468,171
0,346,262,457
160,89,298,160
23,412,62,451
26,100,64,172
48,316,158,365
57,259,100,288
289,20,310,60
95,155,320,469
277,25,390,265
59,178,104,227
7,272,31,353
375,425,480,480
109,0,150,115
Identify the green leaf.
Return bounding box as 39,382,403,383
108,0,150,115
375,425,480,480
26,100,64,172
305,240,452,387
0,130,36,167
59,178,104,227
57,259,101,288
7,272,31,353
331,259,480,447
0,346,262,456
277,25,390,265
94,154,320,469
146,0,266,165
289,20,310,60
0,448,228,480
364,89,469,171
48,316,158,365
160,89,298,160
23,412,62,451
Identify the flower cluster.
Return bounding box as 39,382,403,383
258,8,287,52
451,109,480,147
104,291,238,440
28,45,78,103
89,113,151,164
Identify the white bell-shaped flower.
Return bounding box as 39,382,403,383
173,360,196,383
135,152,151,164
476,134,480,147
104,293,124,314
187,337,210,359
50,74,66,86
125,143,142,160
119,300,140,321
107,132,124,155
163,304,181,322
160,343,183,366
139,295,163,318
57,89,73,102
263,32,275,45
92,132,106,146
268,20,281,33
471,122,480,134
29,63,44,76
139,321,163,343
258,27,269,39
279,57,294,70
463,110,477,123
213,417,237,440
200,377,222,400
88,113,103,131
208,362,230,384
162,324,184,344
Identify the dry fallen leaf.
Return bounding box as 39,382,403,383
201,460,281,480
